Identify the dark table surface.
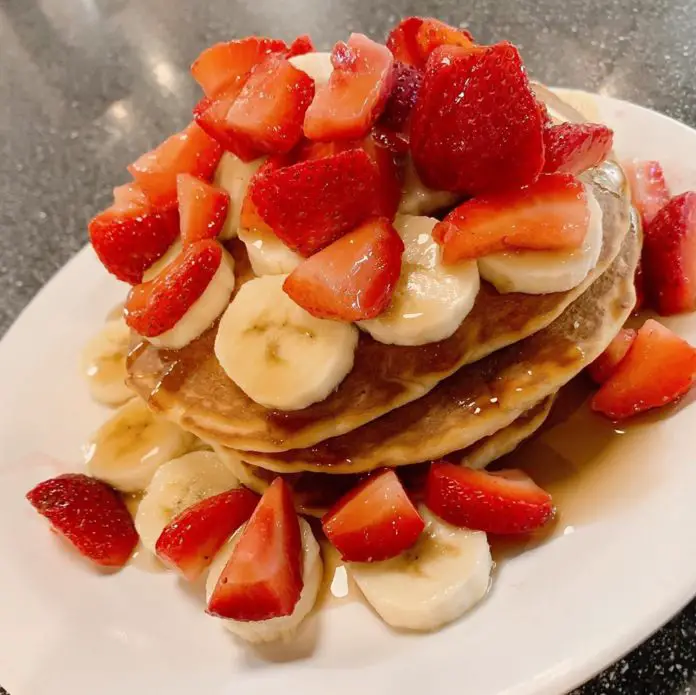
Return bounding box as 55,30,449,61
2,0,696,693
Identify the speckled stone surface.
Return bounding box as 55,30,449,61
2,1,696,692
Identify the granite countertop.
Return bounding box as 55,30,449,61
1,0,695,692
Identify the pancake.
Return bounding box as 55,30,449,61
126,160,631,453
225,212,640,474
217,397,555,517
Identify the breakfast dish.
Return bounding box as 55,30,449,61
11,14,696,688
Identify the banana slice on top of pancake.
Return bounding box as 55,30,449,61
237,227,302,276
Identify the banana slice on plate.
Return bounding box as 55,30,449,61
135,450,240,554
359,215,480,346
215,274,359,410
206,518,322,643
348,506,492,631
288,51,333,85
85,398,194,493
478,186,603,294
80,317,133,406
399,158,461,216
237,227,302,276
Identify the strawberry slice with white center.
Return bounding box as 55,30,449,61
155,488,259,581
592,319,696,419
304,33,395,141
542,122,614,175
177,173,230,245
322,469,425,562
128,122,223,208
190,37,287,100
624,160,671,227
207,478,303,621
89,182,179,284
587,328,637,384
26,473,138,568
425,463,555,535
433,173,589,263
283,217,404,321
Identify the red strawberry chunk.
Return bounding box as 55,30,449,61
156,488,259,581
124,239,223,337
386,17,424,67
380,61,423,132
283,217,404,321
587,328,637,384
624,160,671,227
225,55,315,155
190,37,287,99
26,474,138,568
304,33,395,141
433,173,589,263
177,174,230,245
287,35,315,58
415,18,475,61
543,122,614,176
207,478,303,621
643,191,696,315
410,42,545,195
128,122,223,208
322,469,425,562
89,182,179,284
592,319,696,419
425,462,555,535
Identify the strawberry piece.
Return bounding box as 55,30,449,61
284,217,404,321
592,319,696,419
380,61,423,132
433,173,589,263
543,122,614,175
587,328,637,384
410,42,544,195
624,160,671,227
415,18,475,60
643,192,696,315
89,182,179,284
225,55,315,155
156,488,259,581
386,17,424,66
207,478,303,621
128,122,223,208
322,469,425,562
304,33,395,141
287,35,315,58
26,474,138,568
177,174,230,245
190,37,287,99
425,463,555,535
124,239,222,337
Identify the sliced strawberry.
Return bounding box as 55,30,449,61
543,122,614,175
360,133,404,218
284,217,404,321
386,17,424,66
592,319,696,419
89,182,179,284
410,42,544,195
287,35,315,58
124,239,222,337
207,478,303,621
190,37,287,99
415,18,475,60
643,191,696,315
225,55,315,155
624,160,670,227
155,488,259,581
425,462,555,535
304,33,395,141
380,61,423,132
177,174,229,245
128,122,223,208
322,469,425,562
587,328,637,384
433,173,589,263
26,474,138,568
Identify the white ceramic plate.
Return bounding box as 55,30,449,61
2,94,696,695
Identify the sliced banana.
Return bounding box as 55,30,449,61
359,215,480,346
206,518,322,643
135,450,240,554
80,317,134,406
142,239,183,283
215,274,359,410
349,507,491,631
213,153,266,240
238,227,302,276
288,51,333,85
148,249,235,350
85,398,195,493
399,157,461,216
478,186,603,294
